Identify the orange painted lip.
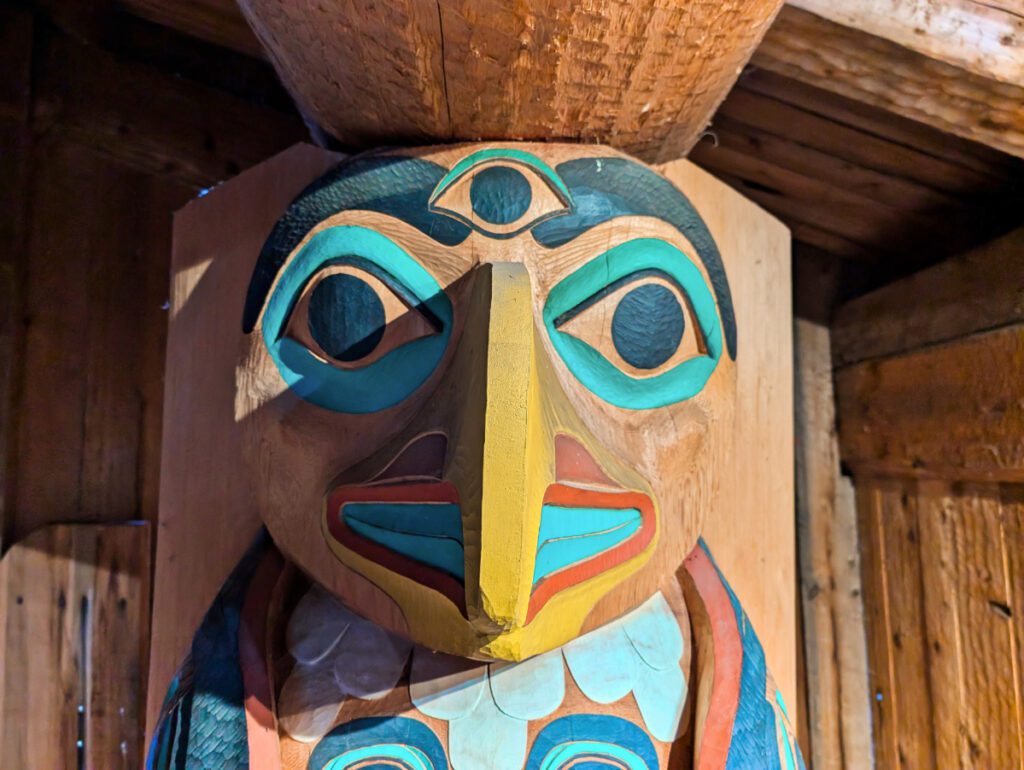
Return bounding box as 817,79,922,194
325,481,467,615
526,483,656,623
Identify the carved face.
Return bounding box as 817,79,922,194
239,144,737,660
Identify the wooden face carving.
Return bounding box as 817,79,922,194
238,144,738,661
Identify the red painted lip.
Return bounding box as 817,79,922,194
325,481,467,616
526,483,656,623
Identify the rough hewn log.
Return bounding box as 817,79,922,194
788,0,1024,85
236,0,784,162
754,6,1024,158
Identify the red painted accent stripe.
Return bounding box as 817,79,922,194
525,484,655,623
683,545,742,770
238,545,285,770
324,482,466,615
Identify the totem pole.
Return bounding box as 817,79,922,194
148,4,802,770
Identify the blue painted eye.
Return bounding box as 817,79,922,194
611,284,685,370
542,238,723,410
261,226,453,414
307,274,386,362
470,165,532,224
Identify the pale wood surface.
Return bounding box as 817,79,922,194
0,523,151,769
660,161,799,719
794,319,872,769
833,227,1024,366
754,6,1024,158
146,144,342,742
236,0,783,162
788,0,1024,85
148,143,798,739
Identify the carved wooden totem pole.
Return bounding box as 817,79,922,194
148,4,802,770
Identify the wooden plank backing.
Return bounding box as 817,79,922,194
836,325,1024,482
833,227,1024,367
0,523,151,769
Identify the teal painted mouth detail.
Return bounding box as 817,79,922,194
342,502,464,580
533,505,643,584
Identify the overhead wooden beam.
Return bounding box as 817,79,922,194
788,0,1024,86
235,0,785,161
754,6,1024,158
117,0,264,58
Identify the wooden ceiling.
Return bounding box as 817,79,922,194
26,0,1024,315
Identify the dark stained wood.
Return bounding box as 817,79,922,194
0,6,35,551
833,227,1024,366
118,0,264,58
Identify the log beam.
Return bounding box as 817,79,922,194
754,6,1024,158
788,0,1024,86
235,0,785,162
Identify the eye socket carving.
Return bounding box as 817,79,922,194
429,149,573,238
542,238,724,410
284,264,441,370
554,272,706,377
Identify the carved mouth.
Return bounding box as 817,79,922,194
527,483,655,622
324,481,467,615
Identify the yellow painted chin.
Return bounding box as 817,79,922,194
321,508,660,661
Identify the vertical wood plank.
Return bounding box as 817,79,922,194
0,523,151,769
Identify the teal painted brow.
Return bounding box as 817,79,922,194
538,741,649,770
262,226,452,414
431,148,573,205
323,744,435,770
543,238,722,410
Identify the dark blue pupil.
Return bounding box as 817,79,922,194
611,284,685,370
307,274,385,362
470,166,532,225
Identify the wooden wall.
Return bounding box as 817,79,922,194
0,6,305,766
833,228,1024,768
0,5,306,548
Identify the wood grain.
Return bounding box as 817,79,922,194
833,227,1024,367
836,325,1024,482
0,523,151,769
236,0,784,161
793,319,872,770
146,144,342,743
788,0,1024,86
754,5,1024,158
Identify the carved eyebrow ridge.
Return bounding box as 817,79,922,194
532,157,738,360
242,152,471,333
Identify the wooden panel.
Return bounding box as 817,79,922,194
833,227,1024,366
34,28,305,188
856,478,938,768
0,5,33,549
836,326,1024,482
754,6,1024,158
794,319,872,769
658,161,799,720
146,143,342,741
10,141,190,543
236,0,784,161
118,0,265,58
0,523,150,769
